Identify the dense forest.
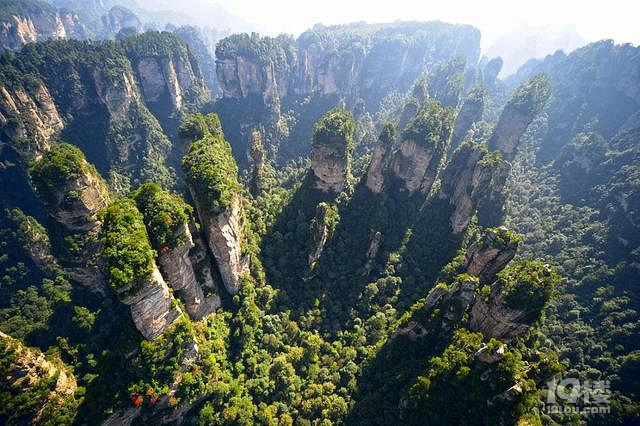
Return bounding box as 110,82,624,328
0,1,638,425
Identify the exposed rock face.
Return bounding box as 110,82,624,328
470,291,529,343
158,224,220,320
464,227,519,284
389,101,455,194
192,195,249,295
311,109,355,194
312,144,349,193
476,160,511,227
118,268,183,340
488,74,551,160
438,143,505,233
48,169,108,232
0,332,77,423
0,7,66,51
102,6,141,36
30,144,111,232
216,22,480,109
188,222,218,291
362,231,382,275
308,203,336,266
91,68,137,122
126,33,208,114
482,57,503,88
0,82,63,159
390,138,438,193
450,85,486,152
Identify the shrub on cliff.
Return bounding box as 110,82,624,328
133,182,193,251
101,198,155,295
181,114,241,213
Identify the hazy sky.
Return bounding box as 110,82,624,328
218,0,639,47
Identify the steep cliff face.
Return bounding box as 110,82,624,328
102,6,141,36
173,26,220,97
133,182,220,320
437,143,507,233
365,123,395,193
0,332,77,424
0,0,141,51
0,1,66,51
248,129,266,196
488,74,551,160
158,224,220,320
182,116,248,295
216,33,296,103
30,144,111,232
310,109,355,194
29,144,110,293
470,261,558,342
119,267,183,340
307,202,338,266
450,85,487,152
293,22,480,107
124,32,208,115
0,80,63,159
194,196,248,295
389,100,455,194
507,41,640,163
102,198,183,340
464,227,520,284
0,37,177,192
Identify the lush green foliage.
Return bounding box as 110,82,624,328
311,108,355,153
182,115,241,213
402,99,455,148
101,198,155,295
132,182,193,251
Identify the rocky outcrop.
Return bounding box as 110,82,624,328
470,262,557,342
158,224,220,320
102,6,141,36
0,3,66,51
6,208,59,275
437,143,507,233
216,33,295,104
102,198,184,340
30,144,111,232
28,144,110,293
464,227,519,284
188,222,219,291
488,74,551,160
365,124,393,193
117,267,183,340
125,32,208,114
308,203,337,266
216,22,480,109
0,1,141,51
249,129,266,196
0,82,63,159
482,57,503,89
311,109,355,194
362,231,382,275
450,85,486,152
388,100,455,194
181,115,249,295
469,291,530,343
0,332,77,424
193,195,249,295
426,58,465,108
